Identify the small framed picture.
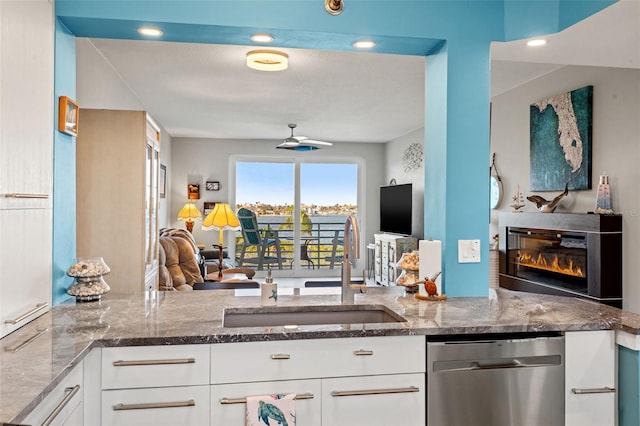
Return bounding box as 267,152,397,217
206,181,220,191
188,184,200,200
58,96,79,136
159,164,166,198
203,202,217,215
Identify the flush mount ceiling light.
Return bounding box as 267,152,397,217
246,49,288,71
527,39,547,47
325,0,344,15
353,40,376,49
250,33,274,43
137,27,163,37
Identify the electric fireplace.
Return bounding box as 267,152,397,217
499,213,622,307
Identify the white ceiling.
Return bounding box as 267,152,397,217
85,0,639,143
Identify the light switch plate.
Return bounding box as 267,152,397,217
458,239,481,263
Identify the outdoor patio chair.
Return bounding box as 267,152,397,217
236,208,283,270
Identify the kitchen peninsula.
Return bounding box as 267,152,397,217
2,287,640,425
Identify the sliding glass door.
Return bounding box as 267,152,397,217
234,159,358,277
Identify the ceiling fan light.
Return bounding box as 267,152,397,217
526,39,547,47
353,40,376,49
277,144,320,151
247,49,288,71
137,27,163,37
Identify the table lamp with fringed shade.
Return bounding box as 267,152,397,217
177,202,202,233
202,203,241,278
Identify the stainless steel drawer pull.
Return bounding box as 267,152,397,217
4,328,49,353
270,353,291,360
4,303,48,324
353,349,374,356
5,193,49,199
41,385,80,426
113,400,195,411
331,386,420,397
572,387,616,394
112,357,196,367
220,393,314,405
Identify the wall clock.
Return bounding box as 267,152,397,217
490,154,503,209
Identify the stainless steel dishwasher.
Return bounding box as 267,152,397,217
427,334,564,426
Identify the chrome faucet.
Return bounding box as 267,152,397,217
341,215,365,303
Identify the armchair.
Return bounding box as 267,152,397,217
236,208,283,270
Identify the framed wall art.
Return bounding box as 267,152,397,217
58,96,79,136
159,164,166,198
188,184,200,200
530,85,593,191
203,202,217,216
206,181,220,191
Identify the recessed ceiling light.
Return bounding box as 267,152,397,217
250,33,274,43
353,40,376,49
246,49,288,71
138,27,163,37
527,39,547,47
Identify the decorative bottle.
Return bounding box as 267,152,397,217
595,172,613,214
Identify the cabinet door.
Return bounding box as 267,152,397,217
0,0,53,210
22,362,83,426
0,208,52,337
565,330,616,426
322,373,425,426
102,385,209,426
211,379,321,426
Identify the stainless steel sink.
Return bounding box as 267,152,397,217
222,304,407,328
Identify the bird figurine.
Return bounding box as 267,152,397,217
527,183,569,213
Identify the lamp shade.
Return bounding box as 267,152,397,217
202,203,240,231
177,202,202,221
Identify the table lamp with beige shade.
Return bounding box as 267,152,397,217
177,202,202,233
202,203,241,279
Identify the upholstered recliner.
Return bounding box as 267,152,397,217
158,228,203,290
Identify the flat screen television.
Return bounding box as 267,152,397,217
380,183,412,236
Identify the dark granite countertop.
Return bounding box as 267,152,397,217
2,286,640,424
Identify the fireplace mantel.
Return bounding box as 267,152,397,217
498,212,622,307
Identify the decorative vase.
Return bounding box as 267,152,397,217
67,257,111,302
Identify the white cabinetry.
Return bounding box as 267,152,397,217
210,336,425,426
374,234,417,285
76,110,161,293
565,330,617,426
100,344,210,426
0,0,53,338
22,361,84,426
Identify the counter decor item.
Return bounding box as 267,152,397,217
527,182,569,213
595,172,614,214
261,266,278,306
415,272,447,301
396,251,420,293
66,257,111,302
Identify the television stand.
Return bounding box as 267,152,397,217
374,234,417,286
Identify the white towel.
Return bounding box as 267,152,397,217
246,393,296,426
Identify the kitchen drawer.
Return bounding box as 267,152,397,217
22,362,83,426
101,344,210,390
211,379,321,426
101,385,209,426
322,373,425,426
211,336,425,384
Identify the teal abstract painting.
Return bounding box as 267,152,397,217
530,86,592,191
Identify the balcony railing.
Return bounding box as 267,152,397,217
234,218,348,269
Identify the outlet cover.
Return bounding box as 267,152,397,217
458,239,481,263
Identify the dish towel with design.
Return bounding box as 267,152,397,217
246,393,296,426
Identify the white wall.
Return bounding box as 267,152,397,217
76,38,173,228
170,137,385,260
490,65,640,313
384,128,425,239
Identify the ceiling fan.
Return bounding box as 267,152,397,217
276,123,333,151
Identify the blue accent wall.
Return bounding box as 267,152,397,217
619,346,640,426
52,20,76,305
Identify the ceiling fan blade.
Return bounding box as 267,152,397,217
303,139,333,146
278,141,300,148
